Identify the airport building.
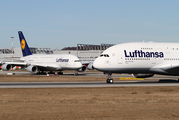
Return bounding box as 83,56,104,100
0,44,114,62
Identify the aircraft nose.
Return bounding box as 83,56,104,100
79,62,83,68
70,61,82,69
76,62,82,69
93,58,102,70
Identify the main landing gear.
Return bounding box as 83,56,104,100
106,73,114,83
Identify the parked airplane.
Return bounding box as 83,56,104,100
93,42,179,83
0,31,82,74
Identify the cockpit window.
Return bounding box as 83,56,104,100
74,60,81,62
99,54,109,57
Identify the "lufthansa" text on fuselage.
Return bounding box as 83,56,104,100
56,58,69,62
124,50,164,58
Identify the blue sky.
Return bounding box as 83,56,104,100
1,0,179,49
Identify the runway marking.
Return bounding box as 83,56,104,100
137,78,144,80
120,77,128,80
120,78,144,80
128,78,137,80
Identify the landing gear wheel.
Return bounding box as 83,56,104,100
58,72,63,75
106,79,113,83
109,79,114,83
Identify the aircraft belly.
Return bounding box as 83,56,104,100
96,67,151,73
95,60,155,73
38,67,62,71
39,67,54,71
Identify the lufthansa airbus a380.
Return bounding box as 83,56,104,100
93,42,179,83
0,31,82,74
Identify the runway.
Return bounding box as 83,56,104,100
0,80,179,88
1,70,179,88
1,70,179,80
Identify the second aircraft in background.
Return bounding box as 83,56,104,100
1,31,84,75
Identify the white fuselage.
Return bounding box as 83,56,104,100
20,54,82,71
93,42,179,76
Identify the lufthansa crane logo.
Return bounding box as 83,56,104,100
21,39,26,50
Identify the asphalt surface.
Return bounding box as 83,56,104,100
0,80,179,88
1,70,179,80
1,70,179,88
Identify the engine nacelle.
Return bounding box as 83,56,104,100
2,64,12,71
77,65,87,72
87,62,94,70
26,65,38,73
132,73,154,78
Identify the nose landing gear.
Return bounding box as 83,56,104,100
106,73,114,83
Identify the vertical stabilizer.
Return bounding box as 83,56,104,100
18,31,32,57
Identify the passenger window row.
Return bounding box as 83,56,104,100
164,58,179,60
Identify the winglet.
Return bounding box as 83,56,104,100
18,31,32,57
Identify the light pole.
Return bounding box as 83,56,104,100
11,37,14,58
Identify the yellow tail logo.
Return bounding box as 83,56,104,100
21,39,26,50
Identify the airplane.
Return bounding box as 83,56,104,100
0,31,83,74
93,41,179,83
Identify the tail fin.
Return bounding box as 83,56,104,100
18,31,32,57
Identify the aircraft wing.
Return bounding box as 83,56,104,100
0,62,27,66
0,61,62,71
150,63,179,75
0,57,25,62
160,64,179,71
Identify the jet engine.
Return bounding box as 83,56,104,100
26,65,38,73
87,62,94,70
132,73,154,78
77,65,87,72
1,64,12,71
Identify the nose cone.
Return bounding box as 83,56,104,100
78,62,83,68
69,61,82,70
93,58,102,71
75,62,82,69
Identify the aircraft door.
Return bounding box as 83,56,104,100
152,57,156,64
117,55,123,64
165,46,170,54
